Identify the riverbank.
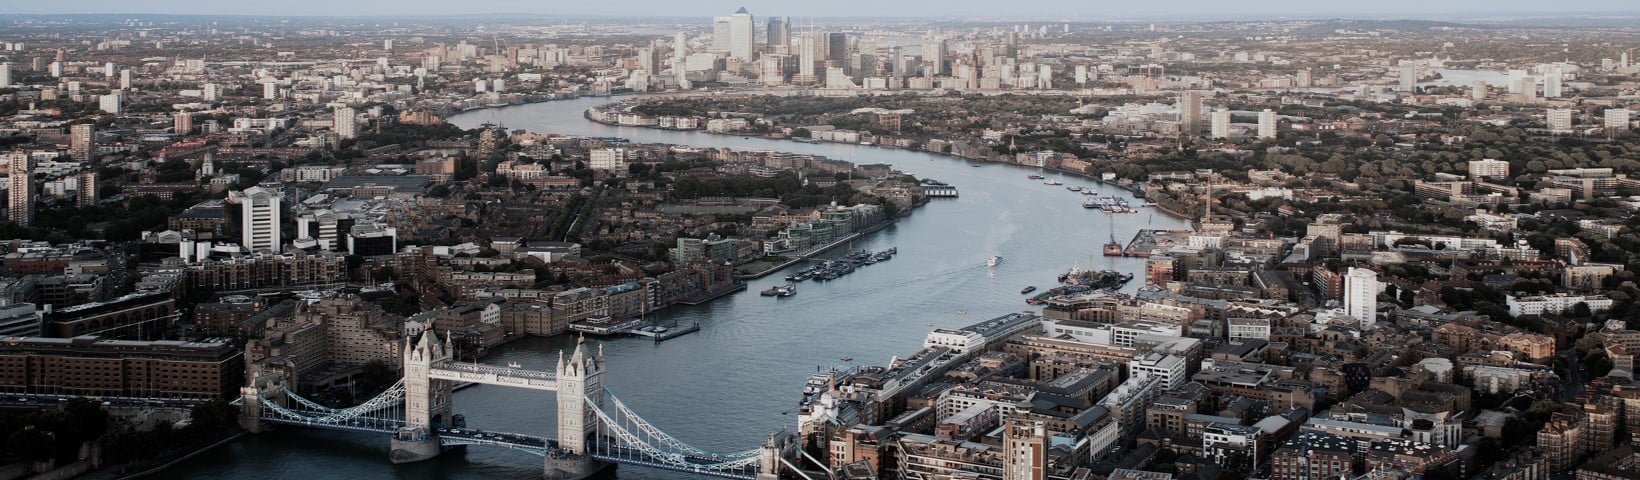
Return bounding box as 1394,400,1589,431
734,217,900,280
581,101,1182,220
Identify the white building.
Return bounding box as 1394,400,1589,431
1128,352,1188,390
1547,108,1573,134
588,148,628,175
1505,293,1613,316
203,83,220,102
1398,61,1416,92
1210,108,1231,139
1344,267,1378,328
334,106,357,139
99,92,122,114
1468,159,1510,179
713,8,756,61
1257,109,1277,139
1605,108,1631,132
231,187,283,253
0,63,10,87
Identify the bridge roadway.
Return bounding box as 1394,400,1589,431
428,361,559,391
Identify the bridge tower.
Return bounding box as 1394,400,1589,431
390,331,454,464
546,335,609,479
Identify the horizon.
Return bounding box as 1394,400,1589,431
2,0,1637,21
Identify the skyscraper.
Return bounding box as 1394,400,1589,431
1344,267,1378,329
1258,109,1278,139
1210,108,1231,139
636,47,659,75
714,8,756,61
232,186,283,253
334,106,357,139
828,33,848,71
1178,91,1203,137
70,124,94,161
766,17,790,51
7,153,33,227
795,35,817,84
925,36,946,77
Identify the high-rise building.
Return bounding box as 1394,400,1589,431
174,112,193,135
264,81,278,100
828,33,848,70
1178,91,1203,137
925,36,946,77
1257,109,1278,139
1547,108,1574,134
673,32,691,89
6,153,33,227
795,35,817,84
635,47,659,75
334,106,357,139
99,91,123,114
1472,81,1488,102
1210,108,1231,139
0,62,10,87
231,186,283,253
1605,108,1631,132
119,69,131,89
1001,418,1049,480
766,17,790,50
70,123,94,161
203,82,220,102
1345,267,1378,328
714,7,756,61
1398,62,1417,92
77,170,96,208
1543,65,1563,98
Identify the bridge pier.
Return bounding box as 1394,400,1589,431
542,454,610,480
389,428,446,464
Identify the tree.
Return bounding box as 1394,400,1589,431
187,399,239,433
5,428,55,462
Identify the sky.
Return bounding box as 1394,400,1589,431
5,0,1637,19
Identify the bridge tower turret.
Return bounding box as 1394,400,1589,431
391,330,454,464
546,334,610,479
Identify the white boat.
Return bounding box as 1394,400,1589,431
987,256,1002,267
1044,180,1063,186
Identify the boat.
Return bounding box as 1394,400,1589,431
987,256,1001,267
1044,179,1063,186
1021,286,1037,294
761,286,784,296
1103,214,1124,257
1027,174,1044,180
840,356,853,362
769,284,796,298
1067,186,1082,192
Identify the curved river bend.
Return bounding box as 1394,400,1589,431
158,96,1189,479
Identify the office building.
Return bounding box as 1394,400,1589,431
1345,267,1378,328
1257,109,1277,139
297,210,354,252
231,186,283,253
334,106,357,139
766,17,790,50
70,123,94,161
7,153,33,227
925,36,946,77
0,303,39,337
714,8,755,61
1178,91,1203,137
1547,108,1574,134
1605,108,1630,132
828,33,848,70
1210,108,1231,139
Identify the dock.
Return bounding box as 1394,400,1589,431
628,321,702,342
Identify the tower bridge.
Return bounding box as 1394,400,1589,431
239,332,799,480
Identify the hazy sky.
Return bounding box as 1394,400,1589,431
6,0,1637,18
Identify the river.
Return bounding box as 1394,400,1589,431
156,95,1190,479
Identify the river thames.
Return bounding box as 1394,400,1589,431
156,95,1190,479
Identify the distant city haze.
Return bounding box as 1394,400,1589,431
6,0,1637,18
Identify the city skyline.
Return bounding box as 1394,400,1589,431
5,0,1639,19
